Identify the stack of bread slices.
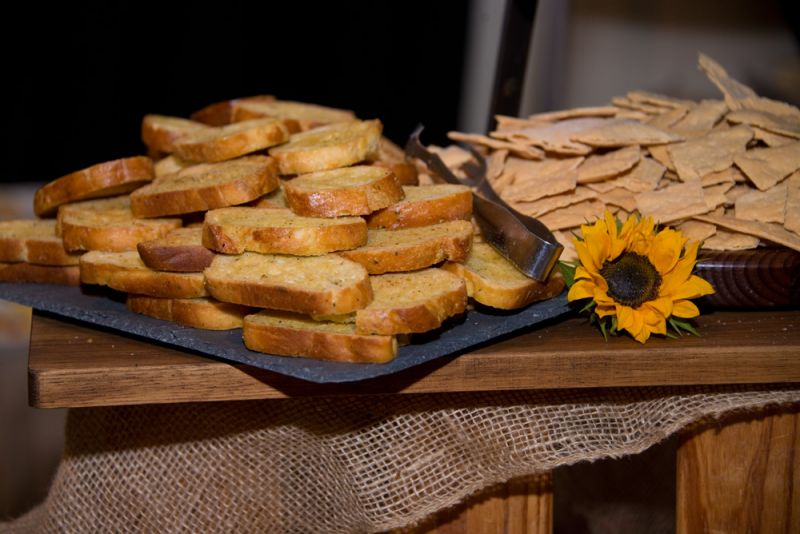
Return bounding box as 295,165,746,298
0,96,564,363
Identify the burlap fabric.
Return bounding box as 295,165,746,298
2,385,799,533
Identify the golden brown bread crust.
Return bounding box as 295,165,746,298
338,220,474,274
34,156,155,217
366,185,473,229
0,220,81,265
204,252,372,315
441,241,566,309
61,206,182,253
269,120,382,175
243,311,397,363
137,227,215,272
370,137,419,185
80,250,208,298
130,156,280,218
0,262,80,285
190,95,276,126
202,207,367,255
56,195,131,236
230,100,356,132
141,115,212,154
283,166,404,217
354,269,468,335
173,118,290,163
127,295,252,330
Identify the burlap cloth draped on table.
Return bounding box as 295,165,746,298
3,385,800,533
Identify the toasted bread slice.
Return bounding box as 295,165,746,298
80,250,208,298
0,262,80,285
338,220,473,274
355,268,467,335
269,120,382,175
370,137,419,185
173,118,290,163
231,100,356,132
205,252,372,315
141,115,213,154
34,156,154,217
246,186,288,209
243,310,397,363
190,95,277,126
442,241,566,309
367,184,472,229
137,227,215,272
154,155,193,178
0,220,80,265
127,295,252,330
60,203,182,253
130,156,280,217
202,207,366,255
56,195,131,235
284,166,404,217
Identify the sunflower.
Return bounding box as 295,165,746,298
566,211,714,343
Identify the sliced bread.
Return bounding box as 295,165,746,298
283,166,404,217
204,252,372,315
0,262,80,285
354,268,467,335
246,186,288,209
442,241,566,309
0,220,81,265
366,184,472,229
130,155,280,217
154,154,193,178
243,310,397,363
202,207,366,255
338,220,473,274
60,204,182,252
269,119,382,175
127,295,252,330
137,227,215,272
371,136,419,186
80,250,208,298
141,115,213,154
190,95,277,126
231,100,356,132
173,117,290,163
56,195,131,235
34,156,154,217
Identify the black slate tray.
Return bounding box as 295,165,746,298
0,283,571,384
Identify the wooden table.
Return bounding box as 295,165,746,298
26,309,800,533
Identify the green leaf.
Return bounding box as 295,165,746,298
670,317,700,337
665,331,679,339
599,316,609,341
610,315,618,335
559,261,577,287
579,299,596,314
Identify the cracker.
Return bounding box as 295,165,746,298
576,146,641,184
668,125,753,181
447,131,544,160
586,157,665,193
733,141,800,191
626,90,696,110
698,53,758,105
527,106,619,122
734,183,787,224
602,187,637,212
677,220,717,242
646,107,690,130
724,183,754,206
635,180,708,224
695,213,800,252
570,120,683,147
702,229,760,251
704,182,734,211
726,109,800,139
538,199,605,231
551,230,578,262
786,171,800,236
494,117,613,155
647,144,676,171
668,99,728,134
430,145,472,170
752,126,796,147
701,167,742,187
504,159,580,202
487,149,508,181
511,186,597,217
611,96,666,115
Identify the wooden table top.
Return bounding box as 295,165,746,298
27,308,800,408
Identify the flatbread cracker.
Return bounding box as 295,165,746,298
668,99,728,134
724,183,753,206
733,141,800,191
702,229,760,251
571,120,683,147
677,220,717,242
551,230,578,262
627,90,696,110
785,171,800,236
698,53,758,106
494,118,613,155
703,182,734,211
700,167,742,187
646,107,690,130
527,106,619,122
735,183,787,224
695,213,800,252
752,126,796,147
668,125,753,181
510,186,597,217
538,199,605,231
585,157,665,194
602,187,637,212
487,149,508,181
726,109,800,139
447,131,544,160
611,96,667,115
430,145,472,170
647,144,676,171
635,180,708,224
576,146,641,184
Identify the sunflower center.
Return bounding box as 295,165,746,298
600,252,661,308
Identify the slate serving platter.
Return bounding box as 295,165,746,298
0,283,571,384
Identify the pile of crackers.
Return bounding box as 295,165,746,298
435,53,800,261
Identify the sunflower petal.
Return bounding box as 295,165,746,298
645,297,673,320
672,275,715,301
672,299,700,318
616,305,634,331
648,228,686,274
568,280,595,302
660,241,701,297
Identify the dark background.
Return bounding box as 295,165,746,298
0,2,469,184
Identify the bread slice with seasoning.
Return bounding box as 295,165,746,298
338,219,473,274
354,268,468,335
173,117,290,163
243,310,397,363
204,252,372,315
0,262,80,285
141,115,213,155
231,99,356,132
130,155,280,217
366,184,472,229
269,119,382,175
34,156,154,217
283,166,404,217
0,220,81,265
202,207,366,255
60,202,182,253
56,195,131,235
442,240,566,309
154,154,193,178
127,295,252,330
190,95,277,126
137,227,215,272
370,136,419,186
80,250,208,298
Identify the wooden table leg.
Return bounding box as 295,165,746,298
398,473,552,534
676,408,800,533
